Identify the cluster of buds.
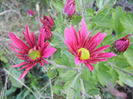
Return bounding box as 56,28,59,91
39,14,55,41
112,35,130,53
63,0,76,18
39,14,55,30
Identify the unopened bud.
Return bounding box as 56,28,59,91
113,35,130,53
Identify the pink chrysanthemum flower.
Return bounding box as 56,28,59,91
64,19,116,71
28,9,35,17
9,26,56,79
63,0,76,17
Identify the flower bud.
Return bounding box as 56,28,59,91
114,35,130,52
39,14,55,30
43,26,53,41
63,0,76,18
28,9,35,17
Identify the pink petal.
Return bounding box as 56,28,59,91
9,32,30,51
32,32,37,46
88,33,106,51
10,46,25,54
22,31,33,48
85,32,100,49
19,63,36,80
64,41,75,53
19,63,32,70
87,60,97,64
40,41,49,54
39,61,44,66
42,58,49,64
11,61,27,68
8,42,23,51
92,58,107,62
84,62,94,71
17,57,26,60
82,30,91,47
81,18,87,37
70,26,78,45
42,47,56,58
38,27,45,47
90,45,110,55
74,57,84,66
97,52,116,58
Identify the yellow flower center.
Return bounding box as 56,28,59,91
28,49,41,60
78,48,90,60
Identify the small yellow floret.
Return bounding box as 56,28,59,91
78,48,90,60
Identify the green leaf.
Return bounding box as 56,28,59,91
62,50,76,67
0,50,8,63
112,7,125,33
120,13,133,33
63,80,73,89
1,56,8,63
123,46,133,67
87,8,94,17
96,0,104,9
9,68,24,88
81,67,91,81
60,70,77,82
68,78,81,99
47,69,57,79
72,16,82,25
5,87,16,95
84,78,96,89
97,70,112,86
54,54,70,66
51,0,64,12
52,84,64,95
53,48,61,59
88,88,100,96
116,69,133,87
89,9,112,28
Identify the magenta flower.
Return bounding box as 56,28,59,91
9,26,56,80
64,19,116,71
114,35,130,52
39,14,55,29
63,0,76,17
28,9,35,17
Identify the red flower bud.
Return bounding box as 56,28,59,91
63,0,76,17
114,35,130,52
28,9,35,17
39,14,55,29
43,26,53,40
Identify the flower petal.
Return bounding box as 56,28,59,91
90,45,110,55
84,62,94,71
19,63,32,70
42,47,56,58
42,58,49,64
9,32,30,51
81,18,87,37
11,61,27,68
39,61,44,66
19,63,37,80
74,57,84,66
97,52,116,58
